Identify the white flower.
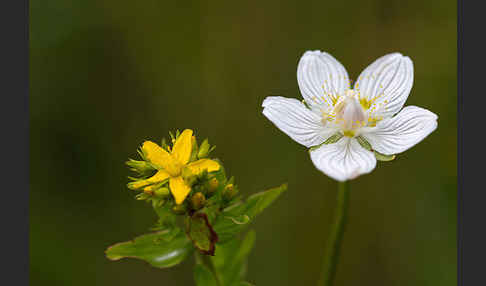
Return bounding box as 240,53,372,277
262,51,438,181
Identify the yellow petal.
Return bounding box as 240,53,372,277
142,141,180,175
187,159,220,175
169,176,191,205
130,170,170,189
171,129,193,165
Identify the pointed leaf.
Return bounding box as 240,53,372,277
233,230,256,263
211,230,256,286
105,229,192,268
213,184,286,242
194,263,218,286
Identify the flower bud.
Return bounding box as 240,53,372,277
127,181,144,191
143,187,154,195
135,193,150,201
223,183,238,201
126,159,155,176
207,178,219,194
190,192,206,210
154,187,170,198
141,181,166,195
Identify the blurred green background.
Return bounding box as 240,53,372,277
30,0,456,285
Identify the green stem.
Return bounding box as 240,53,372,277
318,181,350,286
198,252,222,286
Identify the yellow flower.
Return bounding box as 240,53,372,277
131,129,220,204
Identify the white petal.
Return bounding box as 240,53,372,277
354,53,413,118
309,138,377,182
297,50,350,109
262,96,333,148
361,106,438,155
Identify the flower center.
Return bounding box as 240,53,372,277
321,90,369,137
165,158,183,177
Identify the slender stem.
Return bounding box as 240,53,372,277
198,252,222,286
318,181,350,286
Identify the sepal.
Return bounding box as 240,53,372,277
186,213,219,255
126,159,156,176
374,150,396,161
309,133,343,151
356,135,372,151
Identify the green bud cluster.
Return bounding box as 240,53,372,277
174,171,239,216
123,130,254,257
126,131,238,217
222,176,239,202
125,159,156,177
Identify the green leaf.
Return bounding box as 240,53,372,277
213,184,286,242
233,229,256,263
211,230,256,286
186,213,219,255
194,263,218,286
234,282,255,286
151,203,176,231
153,202,172,219
105,229,193,268
245,184,287,218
